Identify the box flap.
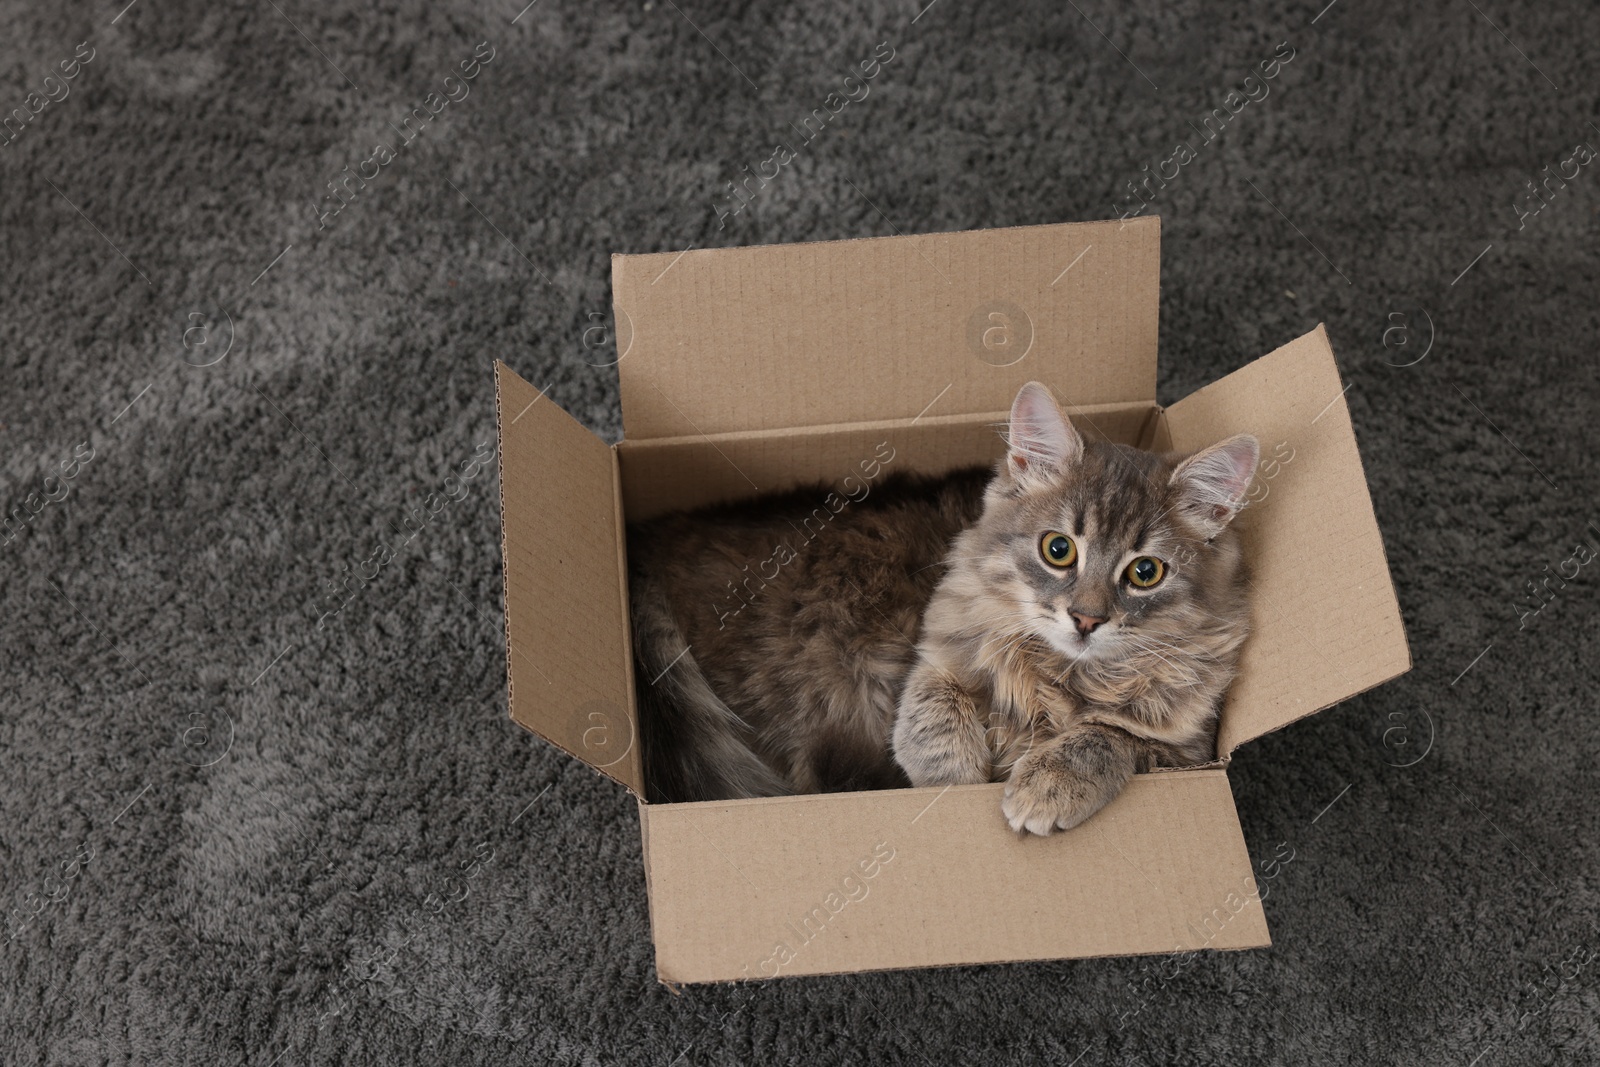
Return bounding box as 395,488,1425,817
1163,326,1411,755
639,770,1268,984
612,217,1160,439
495,362,643,794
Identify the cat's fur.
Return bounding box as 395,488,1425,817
628,461,986,803
627,382,1258,834
893,383,1258,834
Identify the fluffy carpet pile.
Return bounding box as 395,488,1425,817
2,0,1596,1062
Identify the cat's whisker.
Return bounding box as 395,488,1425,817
1135,629,1217,652
909,555,993,576
1116,636,1198,674
1127,635,1198,659
1122,633,1195,659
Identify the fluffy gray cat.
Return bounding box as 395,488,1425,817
627,381,1258,834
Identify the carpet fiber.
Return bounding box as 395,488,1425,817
3,0,1598,1063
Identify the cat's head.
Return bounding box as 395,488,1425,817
966,381,1259,664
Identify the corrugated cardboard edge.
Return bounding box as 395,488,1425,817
655,938,1269,988
621,398,1154,455
492,363,518,745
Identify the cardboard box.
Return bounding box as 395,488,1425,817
493,217,1410,984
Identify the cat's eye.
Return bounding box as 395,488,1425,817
1126,556,1166,588
1040,532,1077,568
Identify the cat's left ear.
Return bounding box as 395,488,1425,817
1005,381,1083,484
1170,435,1260,536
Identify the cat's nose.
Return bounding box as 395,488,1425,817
1069,611,1107,635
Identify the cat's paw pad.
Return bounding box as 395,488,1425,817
1001,765,1099,836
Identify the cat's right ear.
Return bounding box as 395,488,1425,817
1004,381,1082,484
1170,434,1260,537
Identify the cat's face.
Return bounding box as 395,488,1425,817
969,383,1258,665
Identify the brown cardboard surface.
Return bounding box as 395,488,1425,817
617,402,1154,521
640,770,1267,984
496,220,1414,981
494,363,643,794
1162,327,1411,755
612,218,1161,439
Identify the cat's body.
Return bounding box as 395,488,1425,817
628,382,1259,833
627,460,989,803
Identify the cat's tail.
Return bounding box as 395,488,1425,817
629,570,793,803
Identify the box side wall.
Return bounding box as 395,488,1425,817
495,363,643,794
1162,327,1412,755
642,770,1268,984
617,402,1154,522
609,447,645,792
612,217,1161,439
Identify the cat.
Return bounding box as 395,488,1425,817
626,381,1258,835
893,383,1258,834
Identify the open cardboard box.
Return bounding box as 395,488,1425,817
493,217,1410,984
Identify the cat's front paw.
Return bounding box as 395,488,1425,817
1001,755,1107,836
893,667,992,787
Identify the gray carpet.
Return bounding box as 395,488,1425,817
3,0,1597,1062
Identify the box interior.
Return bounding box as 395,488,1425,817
614,398,1174,806
615,400,1158,522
